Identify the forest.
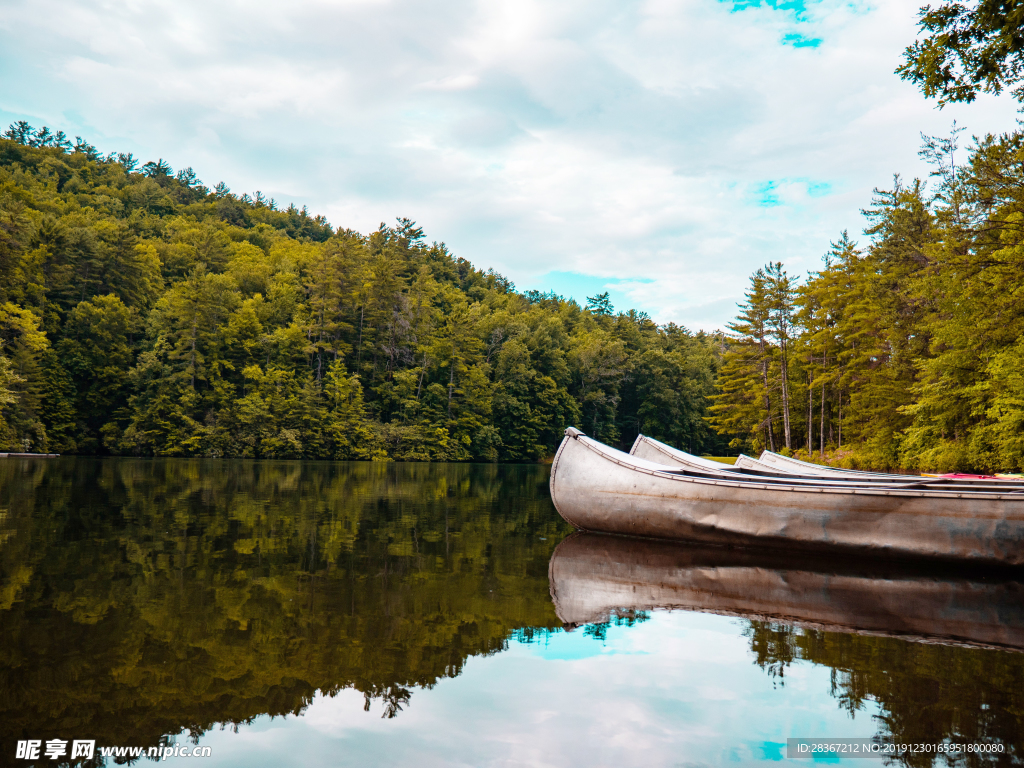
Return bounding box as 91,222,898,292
5,117,1024,472
0,122,726,461
710,126,1024,473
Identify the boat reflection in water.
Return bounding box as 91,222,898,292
549,532,1024,651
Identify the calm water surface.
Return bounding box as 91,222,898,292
1,458,1022,767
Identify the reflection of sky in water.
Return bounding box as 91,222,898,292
191,611,880,767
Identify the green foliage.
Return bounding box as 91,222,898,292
897,0,1024,105
0,345,24,446
709,267,785,453
0,125,725,459
712,126,1024,472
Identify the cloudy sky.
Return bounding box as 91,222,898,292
1,0,1020,329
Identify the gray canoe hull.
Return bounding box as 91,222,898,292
549,430,1024,565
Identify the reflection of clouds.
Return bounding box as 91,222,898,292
4,0,1020,328
194,612,878,767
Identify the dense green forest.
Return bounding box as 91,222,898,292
0,122,726,460
7,116,1024,472
710,126,1024,473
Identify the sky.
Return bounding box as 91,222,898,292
0,0,1021,330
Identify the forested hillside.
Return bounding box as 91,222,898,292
710,127,1024,474
13,115,1017,472
0,122,725,460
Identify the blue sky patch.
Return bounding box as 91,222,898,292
723,0,824,46
783,32,823,47
515,625,608,661
757,181,782,207
758,741,787,760
752,179,833,207
523,271,654,315
811,754,843,764
725,0,813,20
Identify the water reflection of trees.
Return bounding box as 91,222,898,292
0,458,570,752
746,622,1024,767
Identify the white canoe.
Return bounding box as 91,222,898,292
748,449,1022,482
632,434,914,481
549,533,1024,651
629,434,740,473
746,450,914,478
629,433,1024,489
549,428,1024,564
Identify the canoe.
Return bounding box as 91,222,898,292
549,532,1024,651
549,428,1024,564
633,434,922,482
754,450,1024,482
630,434,1024,491
630,434,753,474
743,449,914,479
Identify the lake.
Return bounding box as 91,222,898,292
1,458,1021,767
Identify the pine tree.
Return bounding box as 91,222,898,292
764,262,797,451
709,270,778,452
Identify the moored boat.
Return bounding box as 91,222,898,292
549,532,1024,651
632,433,1024,489
633,434,918,481
629,434,742,473
750,449,1024,482
549,428,1024,564
742,448,924,480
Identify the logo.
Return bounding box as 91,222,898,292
15,740,95,760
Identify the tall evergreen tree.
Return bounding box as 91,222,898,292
709,269,778,452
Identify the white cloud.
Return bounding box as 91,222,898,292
0,0,1019,328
